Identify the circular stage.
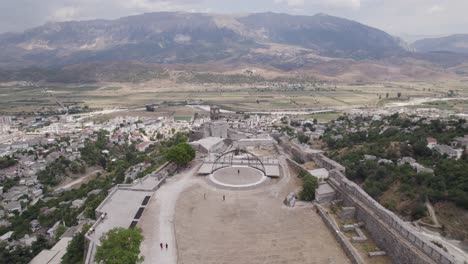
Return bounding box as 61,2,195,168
209,166,268,189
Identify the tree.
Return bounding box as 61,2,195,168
95,228,144,264
62,224,91,264
165,143,195,167
280,116,288,124
298,170,318,201
156,132,163,140
297,133,310,144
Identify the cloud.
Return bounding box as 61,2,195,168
120,0,197,11
274,0,360,9
287,0,305,8
426,4,443,14
49,7,81,21
327,0,361,9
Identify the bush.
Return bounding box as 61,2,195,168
411,204,427,220
297,133,310,144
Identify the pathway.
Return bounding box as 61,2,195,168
425,200,441,227
55,169,102,191
140,163,200,264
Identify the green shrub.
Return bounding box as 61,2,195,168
300,173,318,201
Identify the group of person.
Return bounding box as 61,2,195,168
160,243,169,250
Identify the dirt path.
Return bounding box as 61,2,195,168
55,168,102,191
425,200,441,227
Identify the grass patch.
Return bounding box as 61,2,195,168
174,116,192,121
303,111,340,122
101,87,122,91
50,86,101,92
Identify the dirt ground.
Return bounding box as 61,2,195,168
174,165,351,264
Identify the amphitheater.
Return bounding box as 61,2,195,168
137,145,351,264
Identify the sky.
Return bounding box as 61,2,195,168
0,0,467,39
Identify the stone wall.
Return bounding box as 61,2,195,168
312,154,346,173
329,170,455,264
277,136,318,162
285,158,304,175
234,138,275,148
316,205,365,264
204,121,228,138
276,135,345,173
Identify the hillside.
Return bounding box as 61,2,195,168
413,34,468,54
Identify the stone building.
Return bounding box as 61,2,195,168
203,120,228,138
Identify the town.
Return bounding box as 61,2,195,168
0,99,466,263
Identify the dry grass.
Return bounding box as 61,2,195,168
1,79,467,113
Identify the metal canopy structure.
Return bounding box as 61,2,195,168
211,148,266,174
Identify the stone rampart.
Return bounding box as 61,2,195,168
316,205,365,264
329,170,455,264
277,135,345,173
312,154,346,173
285,158,304,175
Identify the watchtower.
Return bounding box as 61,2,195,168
210,106,221,120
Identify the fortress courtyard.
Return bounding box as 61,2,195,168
137,157,351,264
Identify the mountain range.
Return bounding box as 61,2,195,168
0,12,467,82
412,34,468,54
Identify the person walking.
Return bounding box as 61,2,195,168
160,243,163,250
165,243,168,250
223,195,225,201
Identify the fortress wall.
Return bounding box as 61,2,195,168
277,135,345,173
316,205,365,264
330,170,455,264
312,154,346,173
286,158,304,175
